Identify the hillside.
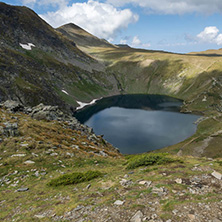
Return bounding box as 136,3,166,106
0,3,120,111
0,3,222,221
0,104,221,222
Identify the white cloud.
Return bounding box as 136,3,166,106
197,26,222,45
216,34,222,45
40,0,138,39
22,0,36,4
106,0,222,14
131,36,141,46
120,39,127,44
131,36,151,48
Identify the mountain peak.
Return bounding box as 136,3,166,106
57,23,116,48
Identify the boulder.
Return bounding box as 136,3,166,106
130,211,143,222
3,122,19,137
0,100,24,112
31,103,66,121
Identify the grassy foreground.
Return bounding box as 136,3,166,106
0,107,222,221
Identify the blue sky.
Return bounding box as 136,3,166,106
2,0,222,53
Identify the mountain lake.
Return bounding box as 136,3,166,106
74,94,200,154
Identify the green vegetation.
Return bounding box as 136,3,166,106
47,170,103,186
125,153,183,169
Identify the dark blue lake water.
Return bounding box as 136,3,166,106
74,94,200,154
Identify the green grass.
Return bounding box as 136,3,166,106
47,170,103,186
125,153,183,169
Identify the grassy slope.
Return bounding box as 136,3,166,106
0,108,221,221
77,46,222,158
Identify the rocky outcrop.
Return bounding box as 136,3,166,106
1,122,19,137
31,103,69,121
0,100,119,154
0,100,24,112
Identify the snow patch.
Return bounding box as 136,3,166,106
62,90,69,95
202,96,207,102
76,98,102,110
19,43,35,50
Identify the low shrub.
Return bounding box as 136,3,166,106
126,153,183,169
47,170,103,187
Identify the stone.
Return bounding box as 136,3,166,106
188,214,196,221
175,178,183,184
34,171,40,177
20,143,29,147
138,180,152,187
114,200,125,206
1,100,24,112
130,210,143,222
34,214,45,219
172,209,178,215
74,206,84,211
24,160,35,164
3,122,19,137
120,179,133,187
99,150,108,157
152,187,167,196
151,214,157,219
11,154,26,157
71,145,80,150
211,171,222,180
86,184,91,190
17,187,29,192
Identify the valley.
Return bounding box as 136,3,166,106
0,2,222,222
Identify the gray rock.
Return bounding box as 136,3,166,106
11,154,26,157
211,171,222,180
152,187,168,196
130,210,143,222
114,200,125,206
24,160,35,164
99,150,108,157
3,122,19,137
1,100,24,112
138,180,152,187
34,214,45,219
86,184,91,190
175,178,183,184
17,187,29,192
120,179,133,187
74,206,84,211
